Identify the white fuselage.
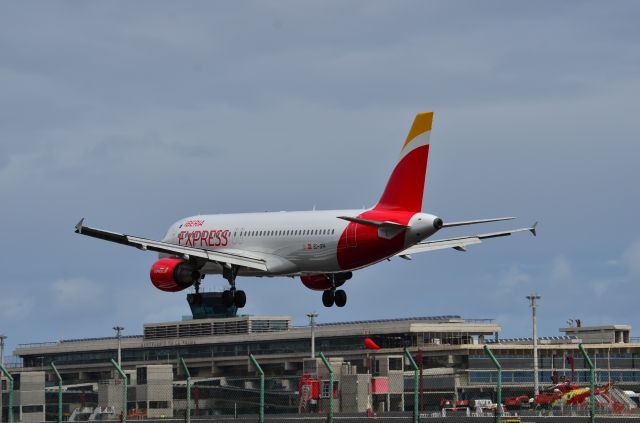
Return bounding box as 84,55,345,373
161,209,439,277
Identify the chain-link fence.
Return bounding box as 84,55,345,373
3,352,640,423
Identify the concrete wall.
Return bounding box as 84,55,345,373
340,374,371,413
98,380,125,414
138,365,173,418
16,372,45,423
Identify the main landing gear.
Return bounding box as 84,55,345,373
222,265,247,308
189,275,206,306
322,275,347,308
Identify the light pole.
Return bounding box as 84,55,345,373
0,335,6,367
307,313,318,358
526,294,541,396
113,326,124,367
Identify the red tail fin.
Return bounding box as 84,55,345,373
375,112,433,212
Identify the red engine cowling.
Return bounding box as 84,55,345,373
150,258,200,292
300,272,352,291
300,274,332,291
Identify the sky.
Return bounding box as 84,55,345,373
1,1,639,358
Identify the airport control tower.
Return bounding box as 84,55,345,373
186,292,238,318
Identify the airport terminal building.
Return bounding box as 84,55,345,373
3,306,640,421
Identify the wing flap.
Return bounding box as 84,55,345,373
75,219,268,271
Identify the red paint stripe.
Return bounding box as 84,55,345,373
375,145,429,212
336,209,416,270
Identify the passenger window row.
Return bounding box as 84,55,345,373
234,229,335,237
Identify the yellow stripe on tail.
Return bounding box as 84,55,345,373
401,112,433,152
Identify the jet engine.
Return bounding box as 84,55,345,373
300,272,352,291
150,258,201,292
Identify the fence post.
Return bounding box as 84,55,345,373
51,362,63,423
0,363,14,423
579,344,595,423
483,346,502,423
110,358,127,423
318,352,334,423
403,348,419,423
180,358,191,423
249,354,264,423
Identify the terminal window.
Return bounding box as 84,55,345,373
149,401,170,409
137,367,147,384
388,357,403,371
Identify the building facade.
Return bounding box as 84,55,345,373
3,315,640,419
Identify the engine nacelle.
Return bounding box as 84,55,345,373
150,258,200,292
300,272,352,291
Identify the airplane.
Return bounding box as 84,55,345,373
75,112,536,308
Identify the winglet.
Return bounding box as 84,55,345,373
529,221,538,237
75,218,85,234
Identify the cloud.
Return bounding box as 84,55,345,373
623,241,640,278
550,256,574,284
50,278,108,313
0,1,639,352
0,296,34,319
590,279,617,299
0,145,9,170
497,265,531,291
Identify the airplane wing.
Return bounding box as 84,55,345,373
396,223,537,257
74,219,269,271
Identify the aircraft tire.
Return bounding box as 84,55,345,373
322,290,335,307
234,290,247,308
334,290,347,307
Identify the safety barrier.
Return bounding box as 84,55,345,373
2,349,640,422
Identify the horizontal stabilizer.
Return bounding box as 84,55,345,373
337,216,408,240
442,217,515,228
396,222,538,256
337,216,407,228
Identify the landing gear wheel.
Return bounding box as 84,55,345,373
189,280,204,306
334,289,347,307
222,290,235,308
322,290,335,307
234,290,247,308
222,265,242,309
